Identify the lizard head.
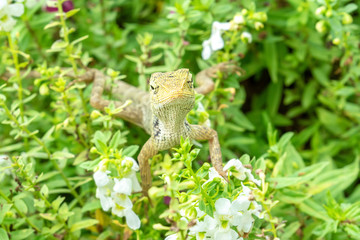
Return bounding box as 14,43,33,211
149,68,195,118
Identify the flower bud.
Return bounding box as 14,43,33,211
202,162,210,170
332,38,340,45
185,207,197,219
254,22,264,31
241,9,248,15
241,32,253,43
325,9,332,17
90,110,102,119
90,147,98,154
253,12,267,22
315,20,327,33
39,84,49,95
315,6,326,16
233,14,245,24
179,192,188,202
342,13,353,25
173,153,180,159
153,223,169,230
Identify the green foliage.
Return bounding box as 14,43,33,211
0,0,359,239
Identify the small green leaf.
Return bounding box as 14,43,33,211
109,131,122,149
70,219,99,232
122,145,139,158
44,21,61,29
65,8,80,18
0,228,9,240
0,204,12,224
14,199,27,214
10,229,34,240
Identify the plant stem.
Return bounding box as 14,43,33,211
0,102,84,206
7,33,28,149
0,189,40,232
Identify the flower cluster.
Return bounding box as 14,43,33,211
201,9,267,60
314,3,354,45
165,158,263,240
93,157,142,230
202,21,231,60
0,0,24,32
189,184,263,240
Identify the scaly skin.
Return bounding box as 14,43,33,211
88,63,238,195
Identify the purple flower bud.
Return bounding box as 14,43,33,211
169,10,175,14
163,196,171,205
62,1,74,12
45,0,74,13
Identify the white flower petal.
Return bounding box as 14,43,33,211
165,234,178,240
215,198,231,215
125,208,141,230
124,157,139,171
231,197,251,213
202,39,212,60
0,1,7,10
129,172,142,192
209,32,224,51
113,178,132,195
93,170,110,187
8,3,24,17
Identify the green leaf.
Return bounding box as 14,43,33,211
79,159,101,171
14,199,27,214
316,108,352,136
40,184,49,198
52,196,65,211
65,8,80,18
81,200,101,213
44,21,61,29
109,131,122,149
122,145,139,157
264,41,278,83
302,81,317,109
10,229,34,240
0,228,9,240
70,219,99,232
0,204,12,224
299,199,329,221
270,162,328,189
266,79,283,117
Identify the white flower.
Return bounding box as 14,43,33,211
223,159,261,186
165,233,178,240
202,167,226,186
240,32,252,43
189,215,217,240
112,193,141,230
0,1,24,32
96,181,115,211
233,14,244,24
93,170,111,187
201,39,212,60
202,21,231,60
113,177,133,195
121,157,142,192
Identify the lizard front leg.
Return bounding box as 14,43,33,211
190,125,227,179
138,138,158,196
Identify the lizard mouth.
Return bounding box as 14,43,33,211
152,92,195,113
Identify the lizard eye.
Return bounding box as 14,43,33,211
150,85,159,94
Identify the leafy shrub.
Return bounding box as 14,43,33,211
0,0,359,239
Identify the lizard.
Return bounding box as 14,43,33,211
88,62,238,195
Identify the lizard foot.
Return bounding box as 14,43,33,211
207,61,244,78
